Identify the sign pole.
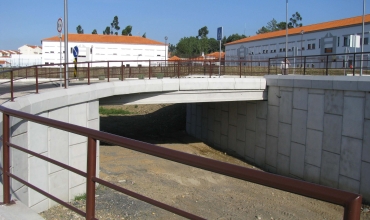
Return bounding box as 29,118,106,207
64,0,69,87
217,27,223,78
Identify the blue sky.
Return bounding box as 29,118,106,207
1,0,369,50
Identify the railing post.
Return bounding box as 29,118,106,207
35,66,39,94
26,68,28,79
64,64,67,89
177,61,180,78
86,137,97,220
129,66,131,78
10,71,14,102
149,60,151,79
268,58,271,75
2,113,11,204
303,56,306,75
239,61,242,78
107,62,110,82
87,62,90,85
121,62,124,81
209,61,212,78
325,55,329,75
353,53,356,76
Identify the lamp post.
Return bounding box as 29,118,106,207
164,36,168,67
301,30,304,74
285,0,288,60
64,0,69,87
360,0,366,76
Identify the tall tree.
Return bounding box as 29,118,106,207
289,12,303,28
142,32,146,38
92,29,98,34
111,16,120,35
197,26,209,39
176,36,200,57
76,25,84,34
122,25,132,36
103,26,111,35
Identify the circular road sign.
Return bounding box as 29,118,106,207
57,18,63,33
73,46,79,58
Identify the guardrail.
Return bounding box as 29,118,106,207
0,105,362,219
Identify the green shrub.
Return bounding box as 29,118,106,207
99,107,131,115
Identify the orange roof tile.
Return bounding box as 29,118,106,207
226,15,370,46
42,33,165,45
0,60,10,64
206,52,225,59
168,55,181,61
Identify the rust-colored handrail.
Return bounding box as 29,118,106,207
0,105,362,219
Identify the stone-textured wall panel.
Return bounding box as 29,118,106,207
290,142,305,179
245,130,255,160
29,153,48,207
267,105,279,137
279,91,292,124
228,125,237,152
305,129,323,167
213,121,221,147
10,133,28,192
278,122,291,156
237,102,247,115
277,154,290,176
29,112,48,154
293,88,308,110
323,114,342,154
255,119,267,148
340,136,362,181
361,162,370,202
237,115,246,141
363,120,370,163
48,170,69,208
324,90,343,115
366,93,370,119
304,163,320,184
266,135,278,168
69,103,87,146
221,111,228,136
342,97,364,139
338,175,360,194
236,140,245,158
229,102,238,126
268,86,280,106
246,103,256,131
256,101,268,119
307,94,324,131
69,142,87,189
320,151,340,188
254,147,266,169
215,103,222,122
291,109,307,145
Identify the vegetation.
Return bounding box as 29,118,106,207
256,12,303,34
76,25,84,34
74,193,86,201
99,107,131,115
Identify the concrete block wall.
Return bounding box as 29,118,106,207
0,100,99,213
186,76,370,201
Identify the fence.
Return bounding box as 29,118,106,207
0,105,362,219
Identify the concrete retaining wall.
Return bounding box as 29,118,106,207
186,75,370,201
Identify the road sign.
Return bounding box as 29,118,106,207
217,27,223,41
57,18,63,33
73,46,79,58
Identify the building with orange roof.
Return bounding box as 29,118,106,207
18,45,42,55
225,15,370,68
41,33,167,67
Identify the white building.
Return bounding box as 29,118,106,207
18,45,42,55
42,34,167,67
225,15,370,68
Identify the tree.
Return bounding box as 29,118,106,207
277,22,287,30
103,26,111,35
208,38,219,53
92,29,98,34
142,32,146,38
289,12,303,28
176,36,200,57
168,43,176,53
197,26,209,39
111,16,120,35
122,25,132,36
256,26,270,34
76,25,84,34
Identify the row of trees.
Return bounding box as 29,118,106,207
256,12,303,34
76,16,144,37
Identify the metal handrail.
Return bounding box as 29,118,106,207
0,104,362,219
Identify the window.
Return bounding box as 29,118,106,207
308,44,311,50
338,37,340,47
307,44,315,50
344,36,349,46
324,48,333,53
312,43,316,49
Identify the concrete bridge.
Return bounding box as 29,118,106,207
0,75,369,216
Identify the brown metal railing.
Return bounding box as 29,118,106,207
0,104,362,219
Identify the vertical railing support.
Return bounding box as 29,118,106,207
268,58,271,75
86,137,97,220
325,55,329,76
87,62,90,85
129,66,131,78
121,62,124,81
177,61,180,78
353,53,356,76
25,68,28,79
2,113,11,204
107,62,110,82
35,66,39,94
303,57,307,75
149,60,151,79
209,61,212,78
10,71,14,102
64,64,67,89
239,61,242,78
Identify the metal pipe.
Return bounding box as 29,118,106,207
86,137,97,220
35,66,38,93
285,0,288,60
2,113,10,204
87,62,90,85
10,71,14,102
360,0,366,76
64,0,69,87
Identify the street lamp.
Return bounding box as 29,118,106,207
64,0,69,87
285,0,288,59
300,30,304,73
360,0,366,76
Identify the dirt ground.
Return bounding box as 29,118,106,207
40,104,370,220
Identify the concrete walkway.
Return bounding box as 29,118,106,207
0,200,44,220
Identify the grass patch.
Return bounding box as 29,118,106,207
74,193,86,201
99,106,131,115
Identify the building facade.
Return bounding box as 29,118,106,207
42,34,167,67
18,45,42,55
225,15,370,69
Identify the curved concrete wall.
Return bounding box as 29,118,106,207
186,75,370,202
0,77,266,213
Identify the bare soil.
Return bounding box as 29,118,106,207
40,104,370,220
